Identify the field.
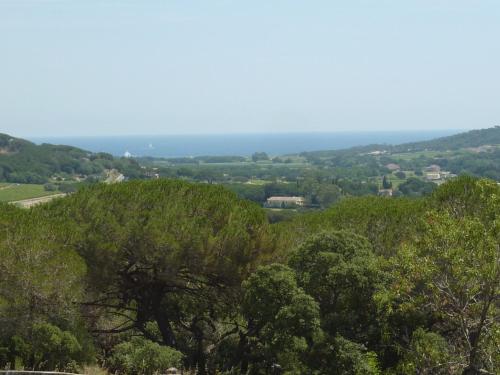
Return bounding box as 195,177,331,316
0,183,59,202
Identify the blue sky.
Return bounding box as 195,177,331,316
1,1,499,136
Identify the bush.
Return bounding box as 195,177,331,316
108,337,183,375
30,322,83,371
8,172,47,184
398,177,436,197
397,329,450,374
309,335,381,375
58,183,78,193
252,152,269,162
395,171,406,179
44,183,58,191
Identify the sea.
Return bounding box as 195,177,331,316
29,130,461,158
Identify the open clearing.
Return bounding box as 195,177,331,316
0,183,59,202
12,193,67,208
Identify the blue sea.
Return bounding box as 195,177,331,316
29,130,461,158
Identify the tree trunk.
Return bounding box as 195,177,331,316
462,288,495,375
194,326,207,375
154,309,177,347
237,331,249,373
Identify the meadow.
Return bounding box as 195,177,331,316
0,183,58,202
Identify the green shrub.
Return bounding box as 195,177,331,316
397,328,451,374
31,322,83,371
43,183,58,191
108,337,183,375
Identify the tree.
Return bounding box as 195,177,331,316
0,206,87,370
238,263,320,374
251,152,269,162
383,211,499,374
397,328,451,375
315,183,341,208
288,231,383,348
30,323,83,371
398,177,436,197
275,196,425,258
395,171,406,179
48,179,273,374
431,175,500,224
308,335,381,375
382,175,392,189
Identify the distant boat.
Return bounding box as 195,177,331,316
148,143,154,149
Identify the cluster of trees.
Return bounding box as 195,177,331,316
133,128,500,209
441,149,500,180
151,164,366,207
225,179,359,208
251,152,270,162
296,127,500,184
0,134,145,183
144,156,248,165
154,162,307,183
396,177,436,197
161,148,499,200
0,176,498,374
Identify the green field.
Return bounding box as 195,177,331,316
0,183,59,202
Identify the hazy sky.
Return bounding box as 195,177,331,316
1,1,499,137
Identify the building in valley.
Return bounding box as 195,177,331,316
265,196,306,208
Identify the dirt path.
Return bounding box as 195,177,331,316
0,184,15,190
12,193,67,208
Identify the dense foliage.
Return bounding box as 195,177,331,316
395,125,500,152
135,127,500,209
0,176,498,374
0,133,144,184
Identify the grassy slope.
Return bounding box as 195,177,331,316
0,183,59,202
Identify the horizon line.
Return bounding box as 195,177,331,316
23,128,471,139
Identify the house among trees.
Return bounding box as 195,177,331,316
378,188,393,197
425,172,441,181
425,164,441,172
425,169,456,182
385,163,400,171
265,196,305,208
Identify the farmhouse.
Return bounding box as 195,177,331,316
425,164,441,172
425,172,441,181
425,170,455,182
378,188,393,197
385,163,400,171
265,196,305,208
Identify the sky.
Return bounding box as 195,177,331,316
1,0,499,137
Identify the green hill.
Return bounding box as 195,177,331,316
394,126,500,152
0,133,144,184
300,126,500,158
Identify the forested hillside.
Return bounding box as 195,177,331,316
294,126,500,183
0,177,498,374
142,127,500,207
395,125,500,152
0,133,144,183
2,127,500,206
301,126,500,158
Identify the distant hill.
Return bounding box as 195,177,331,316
300,126,500,158
394,126,500,152
0,133,144,184
0,133,34,154
2,127,499,184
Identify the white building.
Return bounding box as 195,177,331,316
265,196,306,208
